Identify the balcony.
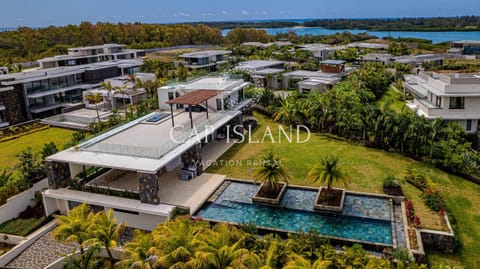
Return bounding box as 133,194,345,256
409,98,444,118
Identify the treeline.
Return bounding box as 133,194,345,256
304,16,480,31
0,22,224,63
194,20,298,29
254,63,480,178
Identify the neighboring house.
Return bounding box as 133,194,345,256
178,50,231,71
158,76,250,111
358,53,394,65
82,73,153,110
235,60,285,89
404,71,480,133
43,80,253,230
298,43,345,61
38,44,144,69
282,60,353,93
347,42,389,52
0,59,143,126
448,40,480,57
358,53,445,73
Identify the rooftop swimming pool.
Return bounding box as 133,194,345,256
195,181,394,246
145,112,169,123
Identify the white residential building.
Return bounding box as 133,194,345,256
405,72,480,133
178,50,231,71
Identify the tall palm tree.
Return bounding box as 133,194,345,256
117,230,158,269
306,155,346,190
85,93,103,122
52,203,94,256
87,209,124,268
113,85,128,114
254,151,291,195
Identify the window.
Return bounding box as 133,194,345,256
449,97,465,109
435,96,442,107
466,120,472,131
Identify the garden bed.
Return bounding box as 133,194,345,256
0,242,14,256
314,187,345,212
383,185,404,196
252,182,287,205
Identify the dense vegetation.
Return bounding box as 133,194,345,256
54,204,433,269
304,16,480,31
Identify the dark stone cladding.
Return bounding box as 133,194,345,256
46,160,71,189
138,172,160,204
0,84,29,124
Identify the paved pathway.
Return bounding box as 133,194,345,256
7,231,76,269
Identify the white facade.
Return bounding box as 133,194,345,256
405,72,480,133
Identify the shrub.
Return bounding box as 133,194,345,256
405,199,421,228
421,187,445,213
404,168,428,190
383,175,399,188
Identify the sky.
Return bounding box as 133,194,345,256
1,0,479,28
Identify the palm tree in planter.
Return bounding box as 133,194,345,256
252,151,291,205
306,155,347,212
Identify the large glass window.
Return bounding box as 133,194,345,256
449,97,465,109
466,120,472,131
435,96,442,107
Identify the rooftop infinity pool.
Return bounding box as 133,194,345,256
195,181,394,246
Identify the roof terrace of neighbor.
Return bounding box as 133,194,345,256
236,60,285,70
172,77,249,92
179,50,231,58
166,90,221,106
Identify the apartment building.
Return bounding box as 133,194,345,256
38,44,144,69
0,59,143,126
405,71,480,133
178,50,231,71
448,40,480,56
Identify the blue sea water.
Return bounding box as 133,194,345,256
195,181,394,245
222,27,480,44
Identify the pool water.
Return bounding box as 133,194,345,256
195,181,393,246
146,112,169,123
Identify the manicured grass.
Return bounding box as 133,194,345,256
0,216,49,236
207,112,480,268
0,127,75,171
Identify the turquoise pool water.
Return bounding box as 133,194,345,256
195,181,393,246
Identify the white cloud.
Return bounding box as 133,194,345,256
221,10,232,15
174,12,190,17
241,10,249,15
201,12,214,16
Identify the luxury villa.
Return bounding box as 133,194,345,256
42,76,252,230
405,71,480,133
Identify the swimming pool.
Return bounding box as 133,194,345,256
146,112,169,123
195,181,394,246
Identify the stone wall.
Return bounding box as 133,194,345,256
46,161,71,189
181,144,203,175
0,85,29,125
419,214,455,253
138,172,159,204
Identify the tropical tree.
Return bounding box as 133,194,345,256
254,151,291,195
41,141,58,161
306,155,346,190
87,209,125,268
117,230,157,269
52,203,94,257
85,92,103,121
113,85,128,114
283,254,332,269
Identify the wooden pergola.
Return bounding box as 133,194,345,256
166,90,221,128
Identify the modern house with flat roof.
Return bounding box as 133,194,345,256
405,71,480,133
358,53,445,72
235,60,285,89
0,59,143,125
158,76,250,111
448,40,480,57
42,81,253,230
347,42,388,51
298,43,345,61
38,44,144,69
178,50,231,71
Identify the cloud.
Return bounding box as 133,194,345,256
221,10,232,15
174,12,190,17
201,12,214,16
241,10,249,15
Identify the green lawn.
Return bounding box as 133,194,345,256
0,127,75,171
207,112,480,268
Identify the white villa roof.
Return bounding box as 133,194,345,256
179,50,231,58
236,60,285,71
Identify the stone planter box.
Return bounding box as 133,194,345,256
314,187,345,212
252,182,287,205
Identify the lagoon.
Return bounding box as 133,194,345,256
222,27,480,44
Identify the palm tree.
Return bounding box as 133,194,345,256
117,230,158,269
85,93,103,122
254,151,291,196
113,85,128,114
86,209,124,268
151,217,205,268
306,155,346,191
52,203,94,257
283,254,332,269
